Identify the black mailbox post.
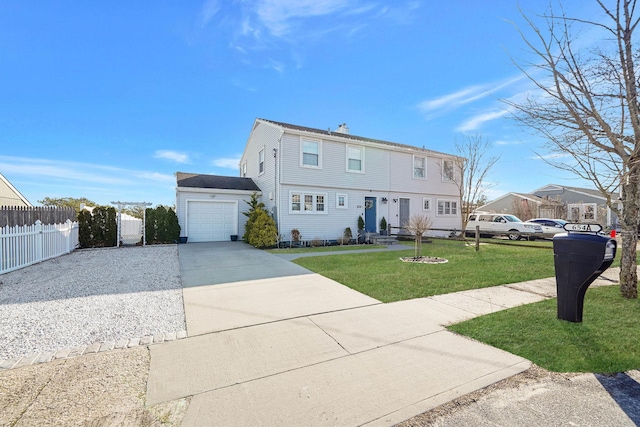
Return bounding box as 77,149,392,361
553,224,616,322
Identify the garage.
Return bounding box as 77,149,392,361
176,172,262,243
187,201,238,242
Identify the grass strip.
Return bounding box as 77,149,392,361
449,286,640,373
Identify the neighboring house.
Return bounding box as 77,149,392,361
478,184,618,227
0,172,32,207
477,192,564,221
175,118,462,243
176,173,261,243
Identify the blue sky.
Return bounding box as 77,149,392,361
1,0,603,207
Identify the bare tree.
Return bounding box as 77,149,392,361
448,134,501,235
404,214,433,258
504,1,639,298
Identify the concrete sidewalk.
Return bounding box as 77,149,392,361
146,242,588,426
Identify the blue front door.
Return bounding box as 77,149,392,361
364,197,377,233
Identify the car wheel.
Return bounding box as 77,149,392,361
508,230,521,241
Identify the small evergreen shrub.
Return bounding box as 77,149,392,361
248,210,277,248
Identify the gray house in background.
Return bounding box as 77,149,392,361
478,184,618,228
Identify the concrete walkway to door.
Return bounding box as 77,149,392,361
146,241,532,426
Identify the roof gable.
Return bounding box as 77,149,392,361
176,172,260,192
532,183,607,200
0,172,32,206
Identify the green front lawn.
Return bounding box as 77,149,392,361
449,286,640,373
267,244,385,254
293,239,556,302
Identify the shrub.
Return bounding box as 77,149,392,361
78,206,117,248
291,228,301,242
380,216,387,232
310,237,324,247
145,205,181,244
357,215,365,230
248,210,277,248
242,192,266,242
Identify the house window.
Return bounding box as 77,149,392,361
290,191,328,214
568,203,597,221
304,194,313,211
414,156,426,179
241,161,247,177
336,193,348,209
442,159,454,182
423,198,431,211
258,148,265,174
347,145,364,173
301,138,321,168
291,194,301,211
437,199,458,216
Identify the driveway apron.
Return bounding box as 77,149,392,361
146,242,531,426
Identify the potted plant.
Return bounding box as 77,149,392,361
291,228,301,247
342,227,353,245
357,215,365,244
380,217,388,236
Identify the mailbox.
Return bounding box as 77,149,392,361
553,223,616,322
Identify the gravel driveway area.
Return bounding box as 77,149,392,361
0,245,185,361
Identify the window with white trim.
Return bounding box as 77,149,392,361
301,138,321,168
423,198,431,211
291,194,301,211
346,145,364,173
437,199,458,216
442,159,454,182
258,148,265,174
241,161,247,177
336,193,348,209
290,191,328,214
414,156,426,179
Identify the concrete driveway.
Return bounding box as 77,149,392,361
146,241,531,426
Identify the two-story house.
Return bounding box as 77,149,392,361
176,118,462,243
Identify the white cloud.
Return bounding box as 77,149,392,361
154,150,190,164
0,156,174,187
457,110,510,132
256,0,350,37
495,139,523,146
418,75,525,115
531,152,571,161
213,157,241,168
199,0,220,28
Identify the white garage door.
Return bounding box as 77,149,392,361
187,201,237,242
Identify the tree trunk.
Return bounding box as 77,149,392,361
620,180,639,299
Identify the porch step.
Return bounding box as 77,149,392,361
368,234,399,245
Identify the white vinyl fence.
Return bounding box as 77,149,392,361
1,219,79,274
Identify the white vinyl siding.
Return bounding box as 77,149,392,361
413,156,426,179
437,199,458,216
301,138,321,168
346,145,364,173
290,191,327,214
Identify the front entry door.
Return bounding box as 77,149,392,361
364,197,377,233
399,198,410,233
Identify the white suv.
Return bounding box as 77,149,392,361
465,212,544,240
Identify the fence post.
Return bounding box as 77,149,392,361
475,225,480,252
35,220,43,262
65,219,72,253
